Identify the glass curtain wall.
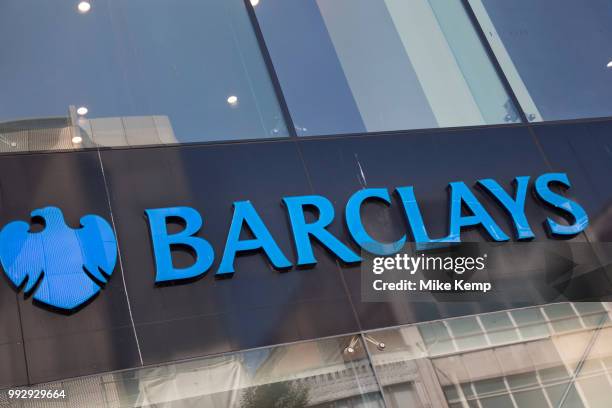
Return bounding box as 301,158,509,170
252,0,520,136
0,0,288,151
2,303,610,407
366,302,612,408
467,0,612,122
0,335,385,407
3,1,612,151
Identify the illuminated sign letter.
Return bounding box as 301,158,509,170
346,188,405,255
478,176,535,239
534,173,588,236
145,207,214,283
396,186,450,244
218,201,291,276
283,195,360,266
448,182,509,242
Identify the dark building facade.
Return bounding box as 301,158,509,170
0,1,611,407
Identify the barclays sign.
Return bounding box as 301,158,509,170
0,172,589,312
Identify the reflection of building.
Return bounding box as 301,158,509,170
0,117,76,153
2,0,612,406
77,115,177,148
369,302,612,408
26,337,383,407
20,302,611,407
0,107,177,153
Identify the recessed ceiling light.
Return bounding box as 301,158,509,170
76,106,88,116
250,0,260,6
607,60,612,68
77,1,91,13
227,95,238,106
72,136,83,144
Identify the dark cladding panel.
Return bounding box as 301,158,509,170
0,270,27,387
298,126,557,244
0,266,25,388
296,125,557,330
99,142,359,365
0,343,27,389
24,327,139,384
532,120,612,242
532,120,612,292
0,151,141,384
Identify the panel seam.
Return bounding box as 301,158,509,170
96,150,144,366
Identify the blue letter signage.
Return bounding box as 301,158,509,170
146,206,214,283
0,172,590,313
218,201,291,276
534,173,589,236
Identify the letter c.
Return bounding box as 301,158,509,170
346,188,405,255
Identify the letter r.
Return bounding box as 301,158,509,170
145,207,214,283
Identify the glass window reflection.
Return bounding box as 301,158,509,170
511,307,550,340
1,336,384,407
2,303,610,407
468,0,612,122
0,0,288,151
253,0,520,136
480,312,519,345
446,317,488,350
364,303,612,408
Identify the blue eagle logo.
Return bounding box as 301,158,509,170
0,207,117,311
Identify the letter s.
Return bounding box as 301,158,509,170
534,173,588,236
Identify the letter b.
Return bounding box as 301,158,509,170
145,207,214,283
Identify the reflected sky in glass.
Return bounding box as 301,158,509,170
254,0,520,136
0,0,288,146
476,0,612,121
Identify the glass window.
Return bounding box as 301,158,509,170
468,0,612,122
443,385,460,402
350,307,612,408
418,321,456,355
384,383,427,408
543,304,582,333
430,343,599,408
0,0,288,151
507,373,550,408
573,302,610,329
252,0,520,136
460,384,478,407
446,317,488,350
511,307,550,340
545,378,585,408
512,389,550,407
480,312,519,345
0,335,385,407
365,326,459,408
473,378,514,408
